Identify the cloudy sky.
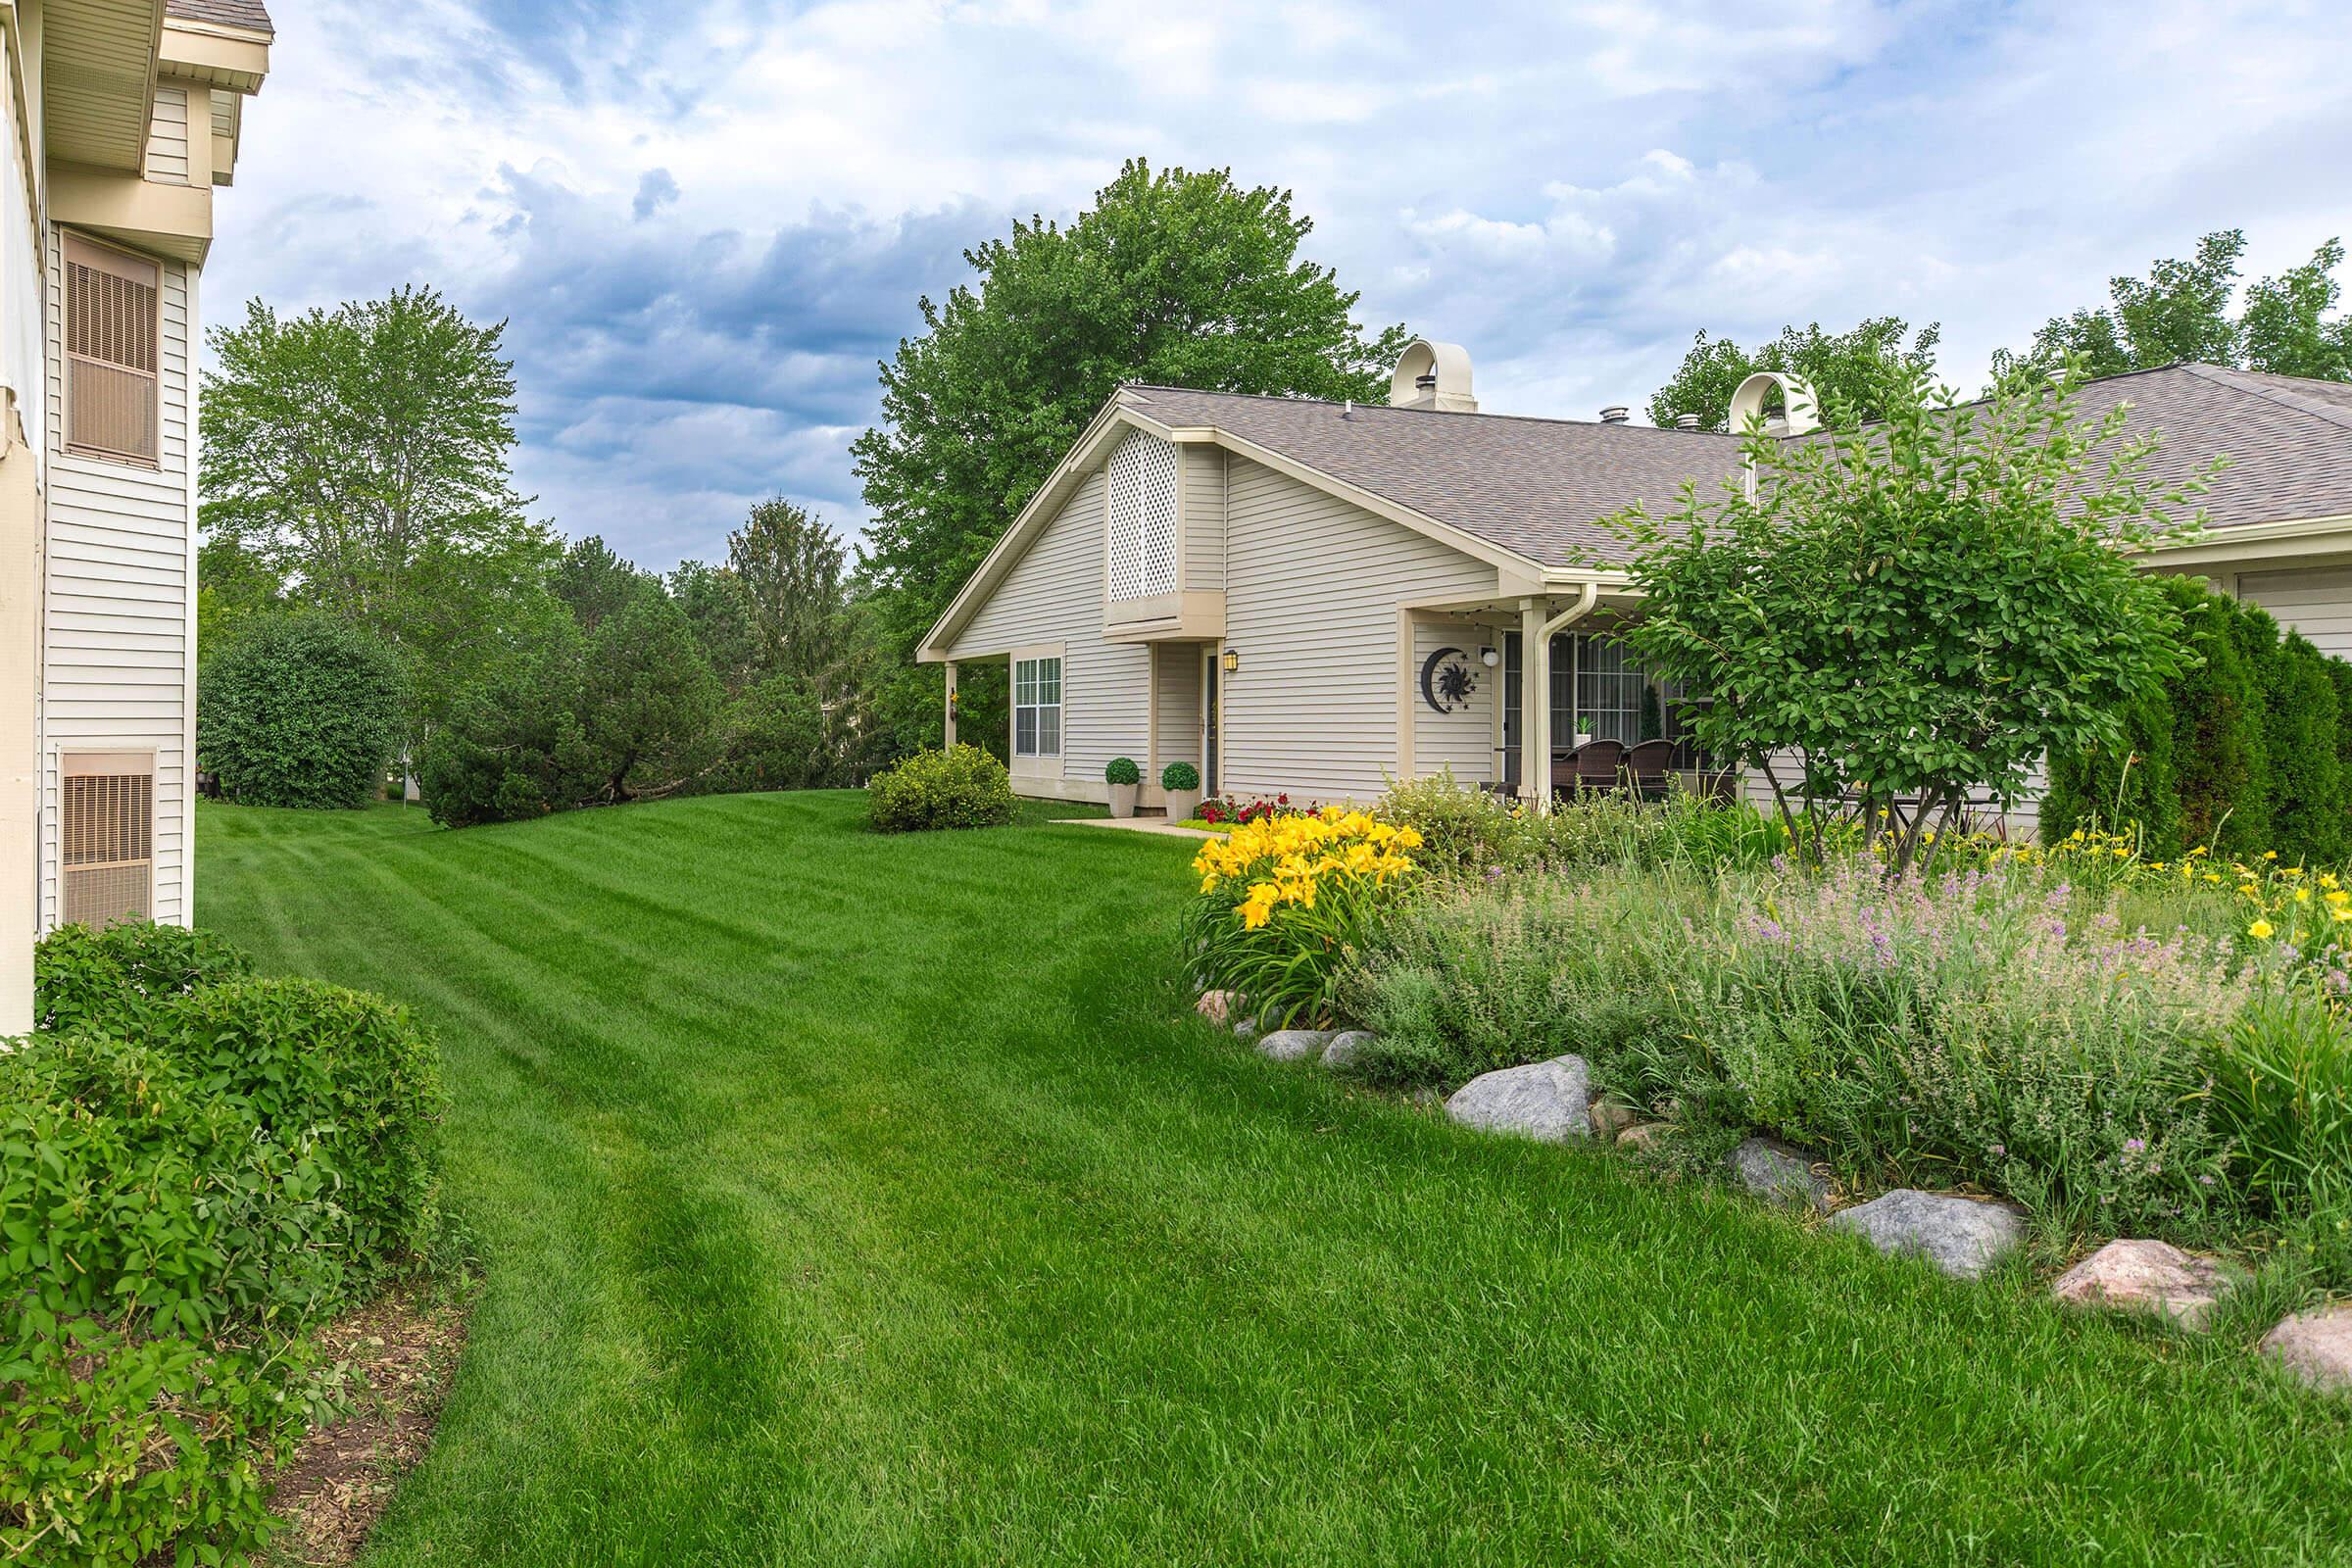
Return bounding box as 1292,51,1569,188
206,0,2352,571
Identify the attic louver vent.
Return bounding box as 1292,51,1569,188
1106,431,1177,601
65,235,161,464
62,754,154,929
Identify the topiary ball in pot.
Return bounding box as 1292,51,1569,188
1161,760,1202,821
1104,757,1141,818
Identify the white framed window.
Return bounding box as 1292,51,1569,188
1013,656,1061,758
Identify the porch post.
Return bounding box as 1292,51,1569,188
1520,601,1548,813
943,661,957,748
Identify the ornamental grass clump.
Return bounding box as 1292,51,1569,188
1674,857,2256,1238
1183,807,1421,1028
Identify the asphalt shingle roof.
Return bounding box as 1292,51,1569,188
1122,363,2352,569
164,0,272,33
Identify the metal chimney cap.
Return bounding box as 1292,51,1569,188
1599,405,1630,424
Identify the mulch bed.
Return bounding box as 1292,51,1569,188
263,1287,472,1566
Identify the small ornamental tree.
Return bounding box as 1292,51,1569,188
200,615,404,808
1600,361,2209,876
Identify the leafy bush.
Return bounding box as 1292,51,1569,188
1104,756,1140,786
167,977,446,1273
200,614,406,808
0,1036,343,1566
1184,808,1420,1027
0,1031,348,1337
866,744,1016,833
3,1317,316,1568
710,672,847,793
34,919,253,1038
1161,760,1200,792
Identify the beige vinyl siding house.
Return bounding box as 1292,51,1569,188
926,344,2352,824
0,0,271,1028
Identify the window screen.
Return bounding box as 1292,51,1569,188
65,236,161,464
62,754,155,928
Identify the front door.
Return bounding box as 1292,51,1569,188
1200,647,1220,798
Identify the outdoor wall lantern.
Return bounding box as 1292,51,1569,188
1479,645,1499,666
1221,648,1241,675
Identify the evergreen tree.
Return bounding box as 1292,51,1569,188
2262,628,2347,865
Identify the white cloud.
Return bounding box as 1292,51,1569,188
203,0,2352,569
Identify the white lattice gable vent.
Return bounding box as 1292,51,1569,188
1105,429,1178,601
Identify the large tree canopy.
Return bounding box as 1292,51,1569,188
199,286,558,730
1646,318,1942,432
2001,229,2352,382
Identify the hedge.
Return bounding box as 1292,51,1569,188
2046,578,2352,863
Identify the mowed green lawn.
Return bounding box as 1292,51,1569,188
199,793,2351,1567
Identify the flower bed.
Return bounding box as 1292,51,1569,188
1164,777,2352,1298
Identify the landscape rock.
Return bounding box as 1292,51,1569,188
1617,1121,1669,1151
1233,1016,1259,1043
2261,1305,2352,1395
1727,1137,1833,1215
1256,1029,1334,1062
1445,1055,1592,1143
1197,990,1242,1025
1589,1101,1639,1141
2051,1240,2228,1327
1321,1031,1376,1069
1827,1189,2025,1280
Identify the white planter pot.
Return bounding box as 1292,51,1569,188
1107,781,1139,818
1164,787,1201,822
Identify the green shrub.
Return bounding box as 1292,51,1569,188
1105,757,1141,786
0,1031,348,1336
1376,771,1788,884
1161,760,1200,792
200,614,405,808
2263,630,2346,865
2,1317,316,1568
709,672,837,794
165,978,446,1274
866,744,1016,833
2042,685,2181,859
33,919,253,1038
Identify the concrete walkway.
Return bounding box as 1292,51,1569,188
1054,816,1226,841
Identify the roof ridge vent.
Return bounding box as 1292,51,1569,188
1388,339,1478,414
1599,405,1630,424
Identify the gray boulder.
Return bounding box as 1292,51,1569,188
1727,1137,1833,1215
1828,1189,2025,1280
1445,1055,1592,1143
2262,1305,2352,1395
1257,1029,1334,1062
1233,1016,1259,1043
1321,1030,1376,1069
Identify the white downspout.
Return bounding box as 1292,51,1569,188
1527,581,1599,814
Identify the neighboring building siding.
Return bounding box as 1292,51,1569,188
1223,458,1495,802
1182,444,1224,593
1410,618,1493,784
40,233,193,926
946,468,1152,797
2241,565,2352,660
144,87,192,185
